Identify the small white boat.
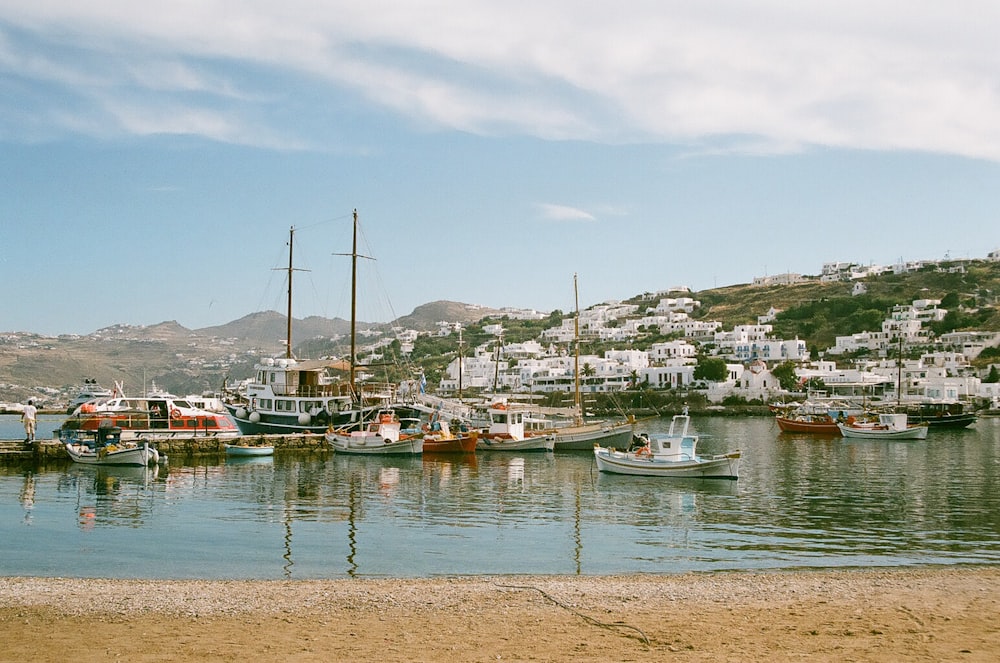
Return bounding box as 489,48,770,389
64,427,161,466
594,413,740,479
224,442,275,456
475,402,555,452
837,413,929,440
326,410,424,455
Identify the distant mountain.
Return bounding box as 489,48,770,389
195,311,358,344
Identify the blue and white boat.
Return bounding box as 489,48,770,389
594,412,740,479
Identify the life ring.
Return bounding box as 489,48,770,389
170,408,182,420
492,403,506,410
379,413,394,424
636,445,652,458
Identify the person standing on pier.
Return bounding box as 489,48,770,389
21,399,37,444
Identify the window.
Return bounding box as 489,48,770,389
276,400,296,412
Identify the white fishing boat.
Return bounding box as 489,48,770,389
64,426,162,466
837,412,929,440
475,402,555,452
326,410,424,455
594,412,740,479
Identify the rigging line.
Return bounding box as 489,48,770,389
493,583,650,646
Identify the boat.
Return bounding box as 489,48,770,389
64,425,162,466
773,399,862,434
60,387,240,441
420,419,478,454
837,412,929,440
896,401,977,429
326,410,424,455
224,221,383,435
545,273,636,451
594,412,741,479
66,378,114,413
475,402,555,452
224,441,275,456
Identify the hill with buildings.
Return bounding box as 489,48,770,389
2,256,999,410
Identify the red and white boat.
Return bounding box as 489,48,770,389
61,387,240,441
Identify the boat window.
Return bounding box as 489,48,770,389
258,398,272,411
276,400,295,412
300,400,322,413
173,400,193,409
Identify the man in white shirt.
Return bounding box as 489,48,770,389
21,399,37,443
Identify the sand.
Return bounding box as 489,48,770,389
1,568,998,662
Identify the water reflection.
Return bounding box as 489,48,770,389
1,416,998,578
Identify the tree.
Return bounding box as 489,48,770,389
985,365,1000,384
770,361,800,391
693,357,728,382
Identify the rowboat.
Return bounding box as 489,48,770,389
224,442,275,456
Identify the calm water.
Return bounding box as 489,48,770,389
2,414,999,579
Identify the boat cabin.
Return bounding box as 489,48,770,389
488,403,526,441
644,414,698,461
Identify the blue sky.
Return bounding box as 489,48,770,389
2,2,999,336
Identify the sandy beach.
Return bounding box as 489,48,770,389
1,567,998,662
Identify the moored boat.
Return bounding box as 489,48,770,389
61,391,239,441
326,410,424,455
64,426,162,466
420,419,478,454
594,412,740,479
224,442,275,456
475,402,555,452
837,413,929,440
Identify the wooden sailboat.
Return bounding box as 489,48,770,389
224,223,371,435
327,211,421,455
546,274,635,451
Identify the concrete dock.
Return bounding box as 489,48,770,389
0,434,328,464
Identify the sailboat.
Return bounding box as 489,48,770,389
326,211,422,455
544,274,635,451
224,221,375,435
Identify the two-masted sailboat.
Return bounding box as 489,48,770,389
225,211,381,435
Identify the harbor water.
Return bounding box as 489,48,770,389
2,414,999,579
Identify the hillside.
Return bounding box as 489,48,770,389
2,261,999,407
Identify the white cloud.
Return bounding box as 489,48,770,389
536,203,596,222
3,1,1000,159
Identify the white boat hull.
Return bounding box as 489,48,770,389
594,447,741,479
837,423,929,440
65,441,157,466
326,433,423,455
476,435,555,452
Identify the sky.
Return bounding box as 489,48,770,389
2,1,1000,337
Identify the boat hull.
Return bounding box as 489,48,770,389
837,423,929,440
550,422,634,451
326,434,424,455
775,416,842,434
476,435,555,452
422,436,478,454
65,441,157,466
224,443,275,457
594,447,741,479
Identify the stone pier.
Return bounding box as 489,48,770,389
0,434,329,464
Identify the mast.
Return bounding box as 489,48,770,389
350,210,358,399
457,327,464,400
333,209,372,405
286,226,294,359
574,273,582,423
